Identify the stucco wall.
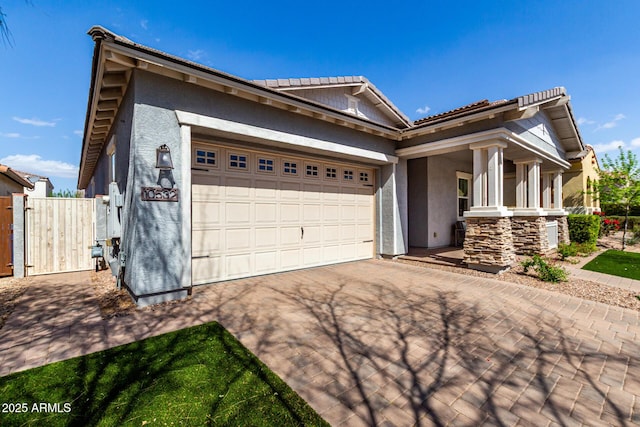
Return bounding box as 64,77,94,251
408,158,429,247
106,70,397,302
0,175,22,196
379,161,408,256
427,154,472,247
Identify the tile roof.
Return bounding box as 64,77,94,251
413,99,511,126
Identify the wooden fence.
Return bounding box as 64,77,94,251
26,198,96,275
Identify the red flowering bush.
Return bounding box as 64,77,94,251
595,212,620,236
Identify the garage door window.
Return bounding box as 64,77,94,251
305,164,319,178
359,171,369,183
343,169,354,181
257,157,275,173
283,161,298,176
229,153,248,170
326,167,337,179
195,148,217,167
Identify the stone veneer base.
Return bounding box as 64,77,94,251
463,216,516,269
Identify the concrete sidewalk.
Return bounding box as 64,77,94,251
1,260,640,426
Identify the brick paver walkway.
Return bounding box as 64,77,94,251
2,260,640,426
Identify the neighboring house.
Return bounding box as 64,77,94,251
79,26,585,305
562,145,600,214
13,170,54,198
0,164,33,196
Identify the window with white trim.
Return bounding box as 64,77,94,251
305,164,319,178
326,167,337,179
456,172,472,220
195,148,217,167
283,161,298,175
343,169,354,181
229,153,248,170
257,157,274,173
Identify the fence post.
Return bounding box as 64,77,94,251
12,194,27,278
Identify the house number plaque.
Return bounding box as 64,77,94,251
141,187,179,202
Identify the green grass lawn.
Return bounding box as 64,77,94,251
0,322,328,427
582,250,640,280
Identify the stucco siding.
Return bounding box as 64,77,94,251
408,158,429,247
122,102,184,297
427,155,472,247
134,71,396,157
0,175,22,196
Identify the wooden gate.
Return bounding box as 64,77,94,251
26,198,96,275
0,197,12,277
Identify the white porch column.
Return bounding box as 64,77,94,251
472,148,486,208
513,158,546,216
515,162,527,209
546,170,567,216
466,141,511,218
542,172,552,209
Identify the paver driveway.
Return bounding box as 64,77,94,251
1,259,640,426
194,260,640,426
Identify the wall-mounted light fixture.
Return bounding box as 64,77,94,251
142,144,179,202
156,144,174,169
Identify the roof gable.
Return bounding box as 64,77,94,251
252,76,411,128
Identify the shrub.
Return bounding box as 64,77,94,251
568,214,600,250
521,254,568,282
557,243,578,260
605,215,640,231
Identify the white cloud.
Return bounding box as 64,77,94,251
416,105,431,115
577,117,595,125
591,140,625,154
73,130,83,136
596,113,626,131
0,132,21,138
0,154,78,179
631,137,640,147
140,19,148,30
12,116,56,127
187,49,205,61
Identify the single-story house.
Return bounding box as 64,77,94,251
562,145,600,214
0,164,34,196
79,26,585,305
13,170,54,198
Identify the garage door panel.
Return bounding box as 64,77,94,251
281,182,301,199
225,178,252,197
280,249,300,269
323,186,340,200
303,184,322,200
192,202,221,226
281,226,301,245
226,202,251,223
193,256,222,284
256,228,278,248
255,180,277,199
280,204,300,222
303,247,322,266
255,251,277,273
226,254,252,278
192,229,222,256
255,203,277,223
341,225,356,240
226,229,251,251
341,205,356,221
192,143,374,285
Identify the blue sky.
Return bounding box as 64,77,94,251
1,1,639,192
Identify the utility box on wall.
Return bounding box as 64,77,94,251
107,182,123,239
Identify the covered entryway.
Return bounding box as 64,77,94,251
0,196,13,277
191,143,375,285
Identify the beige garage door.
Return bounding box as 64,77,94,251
191,143,375,285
